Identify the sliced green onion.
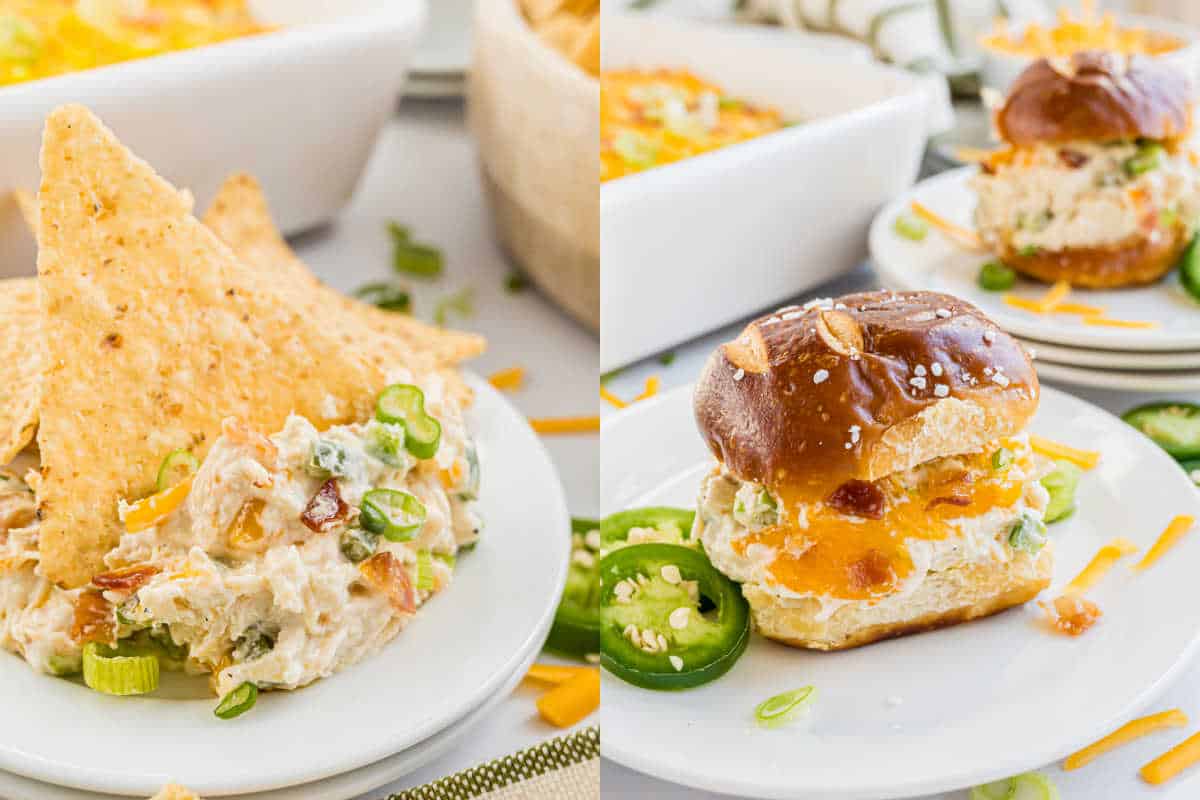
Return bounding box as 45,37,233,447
433,288,474,327
82,641,160,696
387,220,443,279
434,552,457,568
360,489,427,542
658,351,676,366
892,212,929,242
46,653,81,677
214,681,258,720
340,528,378,563
1017,245,1040,257
971,772,1060,800
1008,512,1048,555
457,443,480,501
365,421,407,468
415,550,435,592
978,260,1017,291
1124,142,1164,177
354,282,412,313
505,272,529,293
306,439,351,479
753,685,816,729
991,447,1013,471
156,449,199,492
1041,461,1083,524
376,384,442,459
613,130,659,169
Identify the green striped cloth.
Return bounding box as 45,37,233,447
387,727,600,800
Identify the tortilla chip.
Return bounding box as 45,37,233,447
0,279,40,465
34,105,415,588
202,174,486,367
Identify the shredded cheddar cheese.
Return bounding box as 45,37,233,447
529,415,600,435
1065,709,1189,771
909,201,984,251
122,476,194,533
1082,315,1160,329
536,666,600,727
1029,436,1101,470
634,375,661,402
600,385,628,409
1141,729,1200,785
1053,301,1108,316
1134,515,1196,572
526,663,595,685
1065,537,1139,595
488,367,526,392
1036,281,1072,312
1004,295,1109,317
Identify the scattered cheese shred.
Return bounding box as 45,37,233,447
634,375,661,402
530,415,601,435
955,146,999,163
1141,729,1200,785
600,385,628,409
909,201,984,251
1082,315,1160,329
1004,295,1110,317
536,667,600,727
1004,295,1049,314
123,477,195,533
1065,537,1139,595
1029,435,1102,470
1064,709,1189,771
526,663,595,685
1036,281,1072,312
488,367,526,392
1134,515,1196,572
1053,301,1108,316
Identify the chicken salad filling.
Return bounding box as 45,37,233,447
972,140,1200,252
0,374,480,710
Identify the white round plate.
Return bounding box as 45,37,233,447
0,630,543,800
869,167,1200,353
1022,338,1200,372
0,375,570,797
601,384,1200,800
1035,361,1200,394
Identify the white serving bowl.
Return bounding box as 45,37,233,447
0,0,426,278
600,13,934,370
979,13,1200,96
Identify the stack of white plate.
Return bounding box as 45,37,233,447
407,0,472,98
0,378,569,800
869,168,1200,394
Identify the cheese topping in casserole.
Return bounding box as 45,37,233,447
696,436,1051,611
600,69,786,182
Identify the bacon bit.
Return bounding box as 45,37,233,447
926,494,971,510
1040,594,1102,636
1058,149,1090,168
359,551,417,614
71,591,115,644
301,479,349,533
826,480,886,520
847,550,894,591
92,564,160,593
488,367,525,392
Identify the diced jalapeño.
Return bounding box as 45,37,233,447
360,489,427,542
376,384,442,459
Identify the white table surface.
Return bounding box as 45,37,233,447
293,99,600,798
601,265,1200,800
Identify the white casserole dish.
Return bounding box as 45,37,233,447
0,0,426,278
599,13,934,371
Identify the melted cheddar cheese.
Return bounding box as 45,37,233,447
701,439,1049,603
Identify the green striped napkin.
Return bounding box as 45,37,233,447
387,727,599,800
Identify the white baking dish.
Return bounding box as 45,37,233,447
0,0,426,278
599,13,934,371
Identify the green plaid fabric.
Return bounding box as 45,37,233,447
387,727,600,800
